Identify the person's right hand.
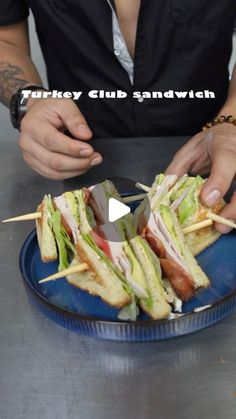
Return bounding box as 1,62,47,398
19,98,102,179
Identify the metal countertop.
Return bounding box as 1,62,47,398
1,137,236,419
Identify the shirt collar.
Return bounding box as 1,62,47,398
106,0,116,14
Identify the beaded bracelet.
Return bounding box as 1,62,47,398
202,115,236,131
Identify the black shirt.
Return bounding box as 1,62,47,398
0,1,236,138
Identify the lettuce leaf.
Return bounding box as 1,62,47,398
160,204,183,255
45,194,55,230
74,190,94,233
86,206,96,229
51,210,76,271
155,173,165,186
177,175,203,225
83,233,133,296
64,192,79,222
170,177,196,202
118,297,139,321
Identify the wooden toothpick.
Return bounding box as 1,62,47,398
2,212,42,223
39,263,89,284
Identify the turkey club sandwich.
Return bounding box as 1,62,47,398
36,181,183,320
168,174,225,255
135,174,210,301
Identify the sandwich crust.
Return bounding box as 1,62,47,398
36,200,58,262
68,238,131,309
184,199,225,255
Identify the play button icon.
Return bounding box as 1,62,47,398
87,178,151,243
108,198,131,222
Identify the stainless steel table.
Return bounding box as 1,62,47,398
1,138,236,419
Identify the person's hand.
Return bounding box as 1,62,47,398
165,123,236,233
19,98,102,180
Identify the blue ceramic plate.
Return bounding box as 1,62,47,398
19,225,236,341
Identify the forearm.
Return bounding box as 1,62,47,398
0,41,42,107
219,63,236,115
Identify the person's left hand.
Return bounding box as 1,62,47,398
165,123,236,233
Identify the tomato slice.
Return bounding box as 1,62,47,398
160,258,195,301
145,228,166,258
52,200,72,236
91,227,113,261
60,215,72,236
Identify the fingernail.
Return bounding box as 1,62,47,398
217,219,235,235
78,124,90,134
204,189,221,207
91,157,102,167
80,148,92,157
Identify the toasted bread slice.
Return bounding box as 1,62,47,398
170,177,225,255
36,196,57,263
130,236,171,319
184,199,225,255
67,236,131,308
185,228,221,256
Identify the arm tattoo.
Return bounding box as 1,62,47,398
0,62,29,107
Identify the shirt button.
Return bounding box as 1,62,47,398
114,49,121,56
138,97,144,103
